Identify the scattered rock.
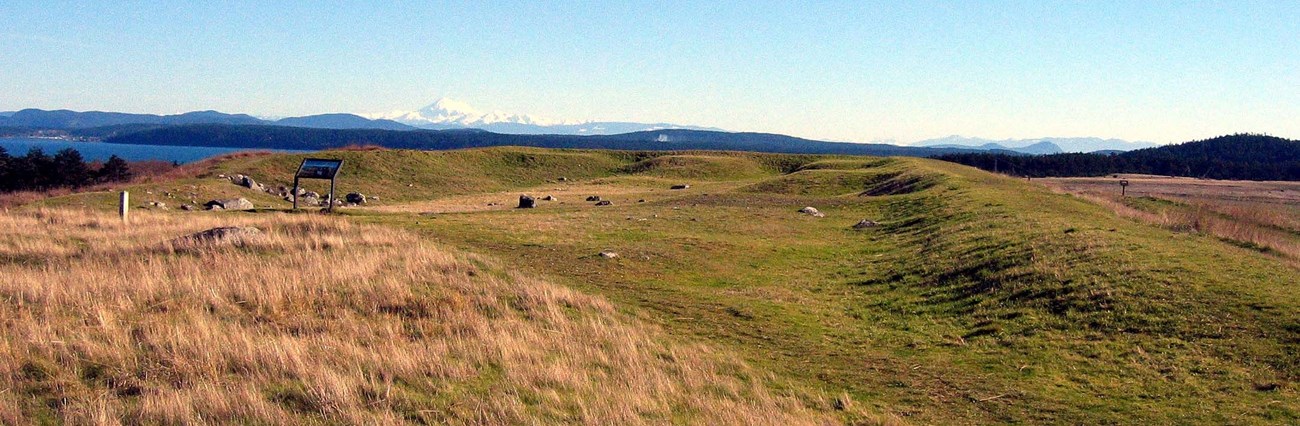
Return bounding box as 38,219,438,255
799,206,825,217
345,192,367,205
1255,383,1281,392
518,194,536,208
595,200,613,206
238,175,261,191
204,198,254,211
598,251,618,259
586,195,602,202
172,226,263,247
670,184,690,190
852,219,878,229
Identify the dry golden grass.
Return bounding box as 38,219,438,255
0,209,856,425
1039,177,1300,266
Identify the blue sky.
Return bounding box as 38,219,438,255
2,1,1297,143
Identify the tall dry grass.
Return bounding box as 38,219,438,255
1068,192,1300,265
0,209,854,425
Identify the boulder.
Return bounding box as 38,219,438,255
204,198,254,211
518,194,536,208
345,192,367,205
239,175,260,190
595,200,613,206
852,219,879,229
585,195,602,202
670,184,690,190
173,226,263,247
799,206,825,218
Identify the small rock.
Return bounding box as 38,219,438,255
238,175,260,190
172,226,263,247
637,199,646,203
670,184,690,190
598,251,618,259
558,177,568,181
799,206,825,217
204,198,254,211
518,194,536,208
852,219,878,229
586,195,602,202
345,192,367,205
542,195,557,201
595,200,613,206
180,204,195,211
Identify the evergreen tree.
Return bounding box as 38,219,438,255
97,155,132,183
52,148,91,188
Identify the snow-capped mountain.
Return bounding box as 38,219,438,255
914,135,1158,153
369,98,580,128
366,98,721,135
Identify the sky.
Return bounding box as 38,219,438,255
2,1,1297,144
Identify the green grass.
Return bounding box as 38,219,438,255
32,146,1300,424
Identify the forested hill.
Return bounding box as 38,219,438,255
934,134,1300,181
104,124,997,157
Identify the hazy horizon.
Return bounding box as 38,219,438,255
3,2,1297,144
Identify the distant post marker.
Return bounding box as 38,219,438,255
1119,179,1129,197
119,191,129,223
292,158,344,212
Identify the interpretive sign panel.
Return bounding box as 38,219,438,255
296,159,343,179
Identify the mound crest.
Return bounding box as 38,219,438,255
618,155,769,180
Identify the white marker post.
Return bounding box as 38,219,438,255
119,191,129,223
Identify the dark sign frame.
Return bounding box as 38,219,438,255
292,158,344,211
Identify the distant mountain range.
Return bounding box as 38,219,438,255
103,125,1008,158
365,98,723,135
0,100,722,136
1,106,1161,155
914,136,1158,154
274,114,414,131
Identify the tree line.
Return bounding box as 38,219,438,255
0,147,132,193
934,134,1300,181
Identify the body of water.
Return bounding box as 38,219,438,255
0,137,308,163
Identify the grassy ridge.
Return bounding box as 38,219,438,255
17,146,1300,424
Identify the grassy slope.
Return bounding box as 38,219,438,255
0,209,855,424
23,146,1300,424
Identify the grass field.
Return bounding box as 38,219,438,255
11,147,1300,424
0,208,862,424
1039,175,1300,264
